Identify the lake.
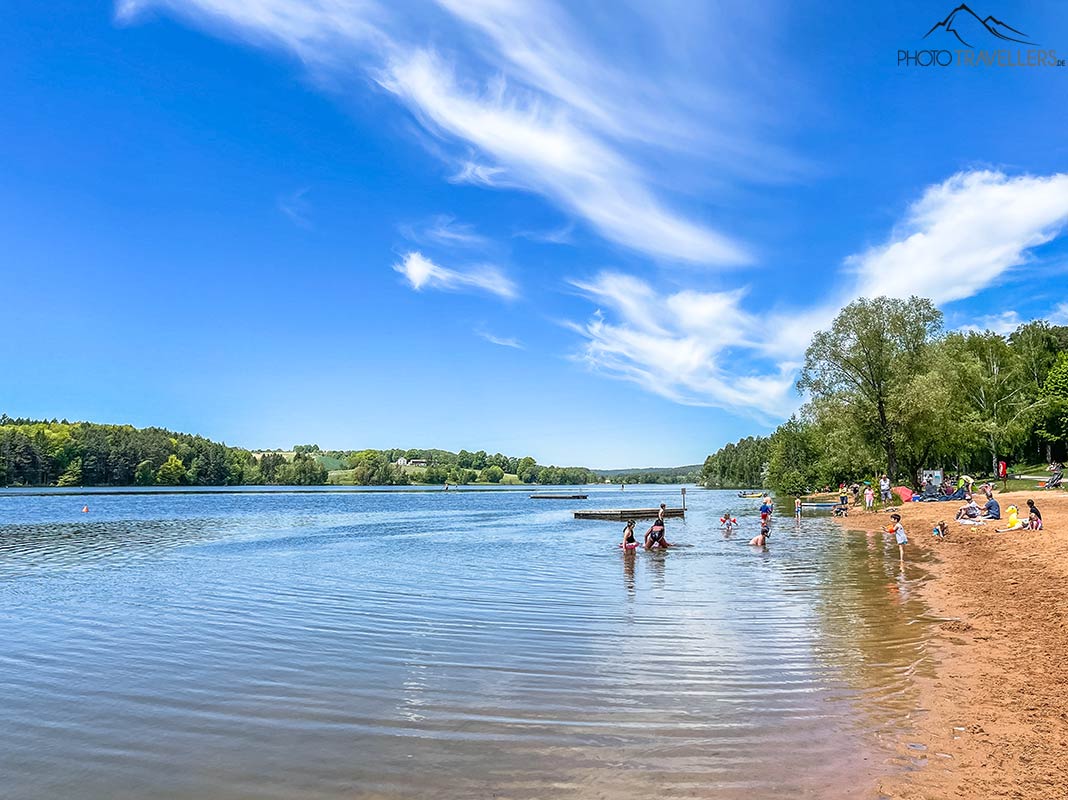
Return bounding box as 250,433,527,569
0,485,934,799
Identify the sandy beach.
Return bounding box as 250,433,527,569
838,490,1068,799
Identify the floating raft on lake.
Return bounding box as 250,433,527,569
531,493,588,500
574,507,685,520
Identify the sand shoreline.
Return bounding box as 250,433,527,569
832,490,1068,799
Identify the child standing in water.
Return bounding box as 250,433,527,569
794,497,802,519
890,513,908,561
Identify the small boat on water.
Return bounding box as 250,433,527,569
737,491,762,499
801,501,838,509
531,494,588,500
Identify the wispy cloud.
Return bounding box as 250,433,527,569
570,170,1068,418
514,223,573,245
1049,302,1068,325
400,214,488,248
476,328,523,349
277,186,312,228
958,310,1023,335
394,251,516,299
117,0,782,266
849,171,1068,304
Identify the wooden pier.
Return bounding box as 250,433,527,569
531,494,588,500
574,507,685,521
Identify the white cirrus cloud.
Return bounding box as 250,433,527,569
394,251,516,299
849,171,1068,304
1049,302,1068,325
957,310,1023,336
400,215,488,248
476,329,523,349
116,0,779,266
570,170,1068,419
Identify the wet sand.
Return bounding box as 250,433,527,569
836,490,1068,799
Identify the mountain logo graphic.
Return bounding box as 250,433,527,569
923,3,1037,48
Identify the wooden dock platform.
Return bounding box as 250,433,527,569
574,507,685,520
531,494,588,500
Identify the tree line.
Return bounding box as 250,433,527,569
0,418,328,487
0,421,607,488
701,297,1068,495
329,448,599,486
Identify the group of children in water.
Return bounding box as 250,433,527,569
621,498,775,551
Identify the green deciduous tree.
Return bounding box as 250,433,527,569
798,296,942,479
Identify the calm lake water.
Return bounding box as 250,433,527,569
0,486,934,799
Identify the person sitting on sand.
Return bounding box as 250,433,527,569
1028,511,1043,531
644,518,671,549
995,505,1026,532
750,522,770,547
621,520,638,550
1026,499,1041,524
932,520,948,541
981,497,1001,520
955,496,980,521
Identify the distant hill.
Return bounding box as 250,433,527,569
592,464,702,484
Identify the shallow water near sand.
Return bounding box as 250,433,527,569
0,486,936,799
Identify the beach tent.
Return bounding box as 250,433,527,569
893,486,914,503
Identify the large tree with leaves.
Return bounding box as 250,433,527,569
797,296,942,479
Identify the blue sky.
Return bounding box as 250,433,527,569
3,0,1068,467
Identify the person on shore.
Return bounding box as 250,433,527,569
851,482,862,506
795,497,802,519
863,484,874,512
839,483,848,508
750,521,770,547
1026,499,1041,524
932,520,948,541
955,496,980,521
1028,511,1044,531
981,496,1001,520
879,474,892,506
621,520,638,550
890,513,908,560
645,518,671,549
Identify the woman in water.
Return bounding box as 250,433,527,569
621,520,639,550
645,517,671,549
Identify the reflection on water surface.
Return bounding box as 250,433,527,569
0,487,933,799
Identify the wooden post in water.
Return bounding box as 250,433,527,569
681,487,686,511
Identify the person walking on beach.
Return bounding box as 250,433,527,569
890,513,908,561
864,484,874,512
